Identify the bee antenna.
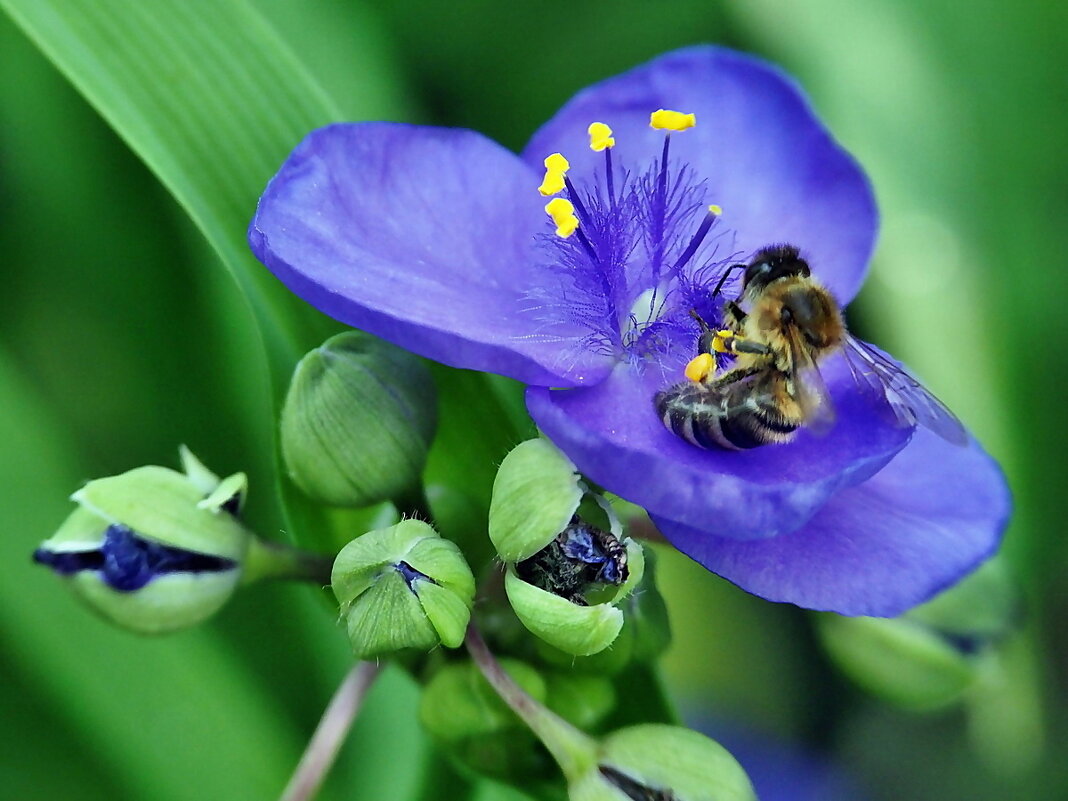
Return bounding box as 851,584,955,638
689,308,711,331
710,262,745,300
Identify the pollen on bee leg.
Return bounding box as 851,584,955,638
587,122,615,151
544,197,579,238
649,109,696,131
685,352,715,383
538,152,570,196
712,330,735,353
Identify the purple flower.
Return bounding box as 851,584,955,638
249,47,1009,616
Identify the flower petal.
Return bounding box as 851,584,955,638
250,123,614,386
526,356,910,541
523,46,876,304
655,429,1009,616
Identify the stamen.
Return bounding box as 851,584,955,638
587,121,616,203
544,197,579,238
563,176,592,224
538,152,570,197
670,205,721,274
685,352,715,382
587,122,615,152
649,109,696,131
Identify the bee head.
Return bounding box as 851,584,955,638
743,244,810,293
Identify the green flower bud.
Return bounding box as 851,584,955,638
331,519,474,659
544,672,617,731
33,450,251,634
419,659,555,784
569,724,756,801
817,561,1019,710
489,439,646,656
281,331,436,507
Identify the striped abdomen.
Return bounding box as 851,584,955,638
654,373,801,450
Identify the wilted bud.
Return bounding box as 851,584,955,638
818,560,1019,710
32,449,250,634
570,724,756,801
281,331,436,507
332,519,474,659
537,548,671,676
489,439,645,656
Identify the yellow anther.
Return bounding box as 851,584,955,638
545,197,579,238
685,353,715,383
587,122,615,152
650,109,696,132
544,153,570,172
708,204,723,216
538,171,566,197
538,152,571,197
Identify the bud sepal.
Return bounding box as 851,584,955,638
332,519,475,658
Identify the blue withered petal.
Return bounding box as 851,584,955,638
34,523,237,592
33,454,252,633
249,46,1009,615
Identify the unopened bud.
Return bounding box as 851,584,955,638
419,659,551,782
570,724,756,801
818,560,1019,710
332,519,474,659
281,331,436,507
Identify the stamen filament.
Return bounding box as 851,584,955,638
604,147,615,208
563,176,591,225
670,206,720,274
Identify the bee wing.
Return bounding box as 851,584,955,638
785,328,836,435
843,333,968,445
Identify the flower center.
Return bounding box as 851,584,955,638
529,109,738,368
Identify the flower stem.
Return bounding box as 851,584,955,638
242,536,334,585
464,624,597,781
278,661,382,801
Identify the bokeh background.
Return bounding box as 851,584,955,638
1,1,1065,799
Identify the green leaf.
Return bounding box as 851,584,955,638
0,0,343,377
0,0,397,549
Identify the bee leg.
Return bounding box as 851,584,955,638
712,330,771,357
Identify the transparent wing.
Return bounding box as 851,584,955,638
843,333,968,445
785,328,836,435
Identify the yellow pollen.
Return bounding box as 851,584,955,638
545,197,579,238
685,353,715,383
538,152,571,196
708,204,723,215
712,330,735,354
587,122,615,151
650,109,696,131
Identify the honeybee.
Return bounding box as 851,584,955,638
655,244,967,450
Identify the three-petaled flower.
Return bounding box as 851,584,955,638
249,46,1009,616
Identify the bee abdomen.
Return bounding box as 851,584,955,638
655,383,799,450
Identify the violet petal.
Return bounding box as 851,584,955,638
655,429,1010,616
523,46,876,304
526,354,911,540
250,122,615,386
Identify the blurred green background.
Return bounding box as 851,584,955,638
1,1,1065,799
